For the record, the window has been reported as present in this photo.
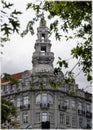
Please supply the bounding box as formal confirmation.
[10,99,15,105]
[41,33,45,41]
[10,85,13,91]
[17,115,20,121]
[17,98,21,107]
[78,102,82,110]
[48,95,53,104]
[5,84,9,92]
[36,113,40,123]
[36,93,53,105]
[64,99,69,107]
[87,119,91,128]
[86,104,90,112]
[72,116,76,127]
[42,113,48,122]
[23,96,28,105]
[42,94,47,104]
[66,115,70,125]
[25,81,29,86]
[41,46,46,55]
[60,113,64,124]
[59,96,63,104]
[79,117,83,128]
[12,84,16,90]
[23,112,28,123]
[3,85,5,91]
[71,100,75,109]
[36,94,41,104]
[49,113,54,122]
[36,112,53,123]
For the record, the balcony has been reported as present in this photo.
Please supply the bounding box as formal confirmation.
[78,110,85,116]
[58,105,67,111]
[86,111,92,118]
[40,103,50,109]
[20,104,30,110]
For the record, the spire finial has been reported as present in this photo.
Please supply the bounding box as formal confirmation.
[40,13,46,27]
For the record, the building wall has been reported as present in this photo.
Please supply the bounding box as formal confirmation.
[1,72,92,129]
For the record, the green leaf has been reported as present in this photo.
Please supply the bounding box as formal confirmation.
[9,18,20,33]
[30,84,35,90]
[49,79,60,88]
[1,98,17,124]
[87,74,92,81]
[1,23,12,36]
[69,90,75,96]
[58,57,62,60]
[39,83,45,89]
[26,3,32,10]
[12,9,22,15]
[2,1,14,9]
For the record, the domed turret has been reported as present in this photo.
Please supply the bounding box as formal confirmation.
[32,15,54,74]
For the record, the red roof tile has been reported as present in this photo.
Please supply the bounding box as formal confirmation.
[1,72,23,83]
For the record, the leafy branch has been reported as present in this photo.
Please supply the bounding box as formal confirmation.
[49,79,60,88]
[24,1,92,82]
[1,0,22,42]
[2,73,18,86]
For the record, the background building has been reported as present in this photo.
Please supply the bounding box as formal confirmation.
[1,17,92,129]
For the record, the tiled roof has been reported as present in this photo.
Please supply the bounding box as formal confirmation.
[1,72,23,83]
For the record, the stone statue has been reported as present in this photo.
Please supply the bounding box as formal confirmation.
[40,13,46,27]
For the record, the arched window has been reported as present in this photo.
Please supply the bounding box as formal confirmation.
[42,94,47,104]
[48,94,53,104]
[36,93,53,104]
[36,94,41,104]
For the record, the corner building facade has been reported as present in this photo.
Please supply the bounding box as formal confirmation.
[1,17,92,129]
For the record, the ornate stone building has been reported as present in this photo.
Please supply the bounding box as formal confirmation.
[1,17,92,129]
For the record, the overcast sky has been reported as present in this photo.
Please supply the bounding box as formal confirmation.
[1,0,92,93]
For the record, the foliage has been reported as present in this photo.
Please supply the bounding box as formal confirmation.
[54,67,61,75]
[21,20,34,37]
[57,57,68,68]
[30,84,35,90]
[2,73,18,86]
[62,71,75,84]
[25,1,92,82]
[49,79,60,88]
[39,82,45,90]
[1,0,22,42]
[69,90,75,96]
[1,98,17,125]
[1,1,92,82]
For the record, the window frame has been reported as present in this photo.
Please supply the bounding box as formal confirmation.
[23,96,29,105]
[23,112,28,123]
[79,117,83,128]
[72,116,76,127]
[66,115,70,125]
[41,112,48,122]
[60,113,65,124]
[71,100,76,109]
[78,102,82,110]
[36,93,53,105]
[17,115,20,122]
[36,113,40,123]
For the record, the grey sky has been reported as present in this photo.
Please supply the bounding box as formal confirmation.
[1,0,92,93]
